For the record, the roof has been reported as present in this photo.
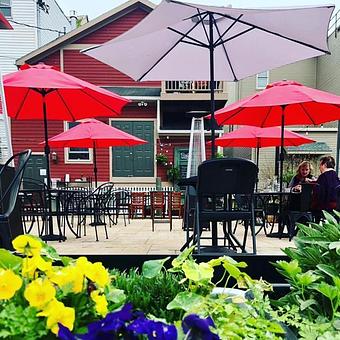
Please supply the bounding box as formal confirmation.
[16,0,155,66]
[106,87,160,97]
[286,141,332,154]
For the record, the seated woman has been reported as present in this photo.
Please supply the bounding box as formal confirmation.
[289,161,315,192]
[312,155,340,221]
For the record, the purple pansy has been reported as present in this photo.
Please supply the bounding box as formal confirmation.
[182,314,220,340]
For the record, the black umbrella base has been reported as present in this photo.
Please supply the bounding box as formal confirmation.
[41,234,67,242]
[266,232,289,239]
[194,246,238,255]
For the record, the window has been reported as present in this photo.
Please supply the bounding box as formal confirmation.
[256,71,269,89]
[0,0,11,17]
[65,122,92,163]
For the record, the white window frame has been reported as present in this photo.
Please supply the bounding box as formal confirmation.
[256,71,269,90]
[64,122,93,164]
[0,0,11,17]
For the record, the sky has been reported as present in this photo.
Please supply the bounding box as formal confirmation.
[57,0,340,19]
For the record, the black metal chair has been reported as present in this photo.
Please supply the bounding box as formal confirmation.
[0,149,31,250]
[195,158,258,255]
[285,183,314,240]
[76,182,114,241]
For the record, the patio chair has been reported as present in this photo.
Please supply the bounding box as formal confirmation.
[284,183,313,240]
[0,149,31,250]
[195,158,258,255]
[168,191,182,231]
[129,192,146,219]
[150,191,166,231]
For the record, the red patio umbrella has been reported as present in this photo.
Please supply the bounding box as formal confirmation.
[0,12,12,29]
[215,125,315,167]
[46,119,147,187]
[2,63,130,241]
[212,80,340,192]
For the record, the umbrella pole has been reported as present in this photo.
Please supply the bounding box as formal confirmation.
[209,13,216,159]
[278,105,286,237]
[41,92,66,242]
[256,147,260,191]
[93,141,98,187]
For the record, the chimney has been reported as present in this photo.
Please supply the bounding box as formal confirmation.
[69,10,77,29]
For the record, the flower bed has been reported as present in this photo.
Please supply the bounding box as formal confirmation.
[1,211,340,339]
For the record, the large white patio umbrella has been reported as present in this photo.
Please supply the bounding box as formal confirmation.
[83,0,334,157]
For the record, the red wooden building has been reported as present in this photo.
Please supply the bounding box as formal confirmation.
[14,0,227,187]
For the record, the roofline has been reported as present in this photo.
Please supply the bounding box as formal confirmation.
[16,0,156,66]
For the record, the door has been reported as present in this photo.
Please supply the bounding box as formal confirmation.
[175,148,189,179]
[111,121,154,177]
[23,154,47,188]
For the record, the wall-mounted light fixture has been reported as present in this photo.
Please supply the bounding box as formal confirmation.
[137,101,148,107]
[51,151,58,164]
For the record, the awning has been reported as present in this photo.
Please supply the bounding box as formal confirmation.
[105,87,160,97]
[286,141,332,154]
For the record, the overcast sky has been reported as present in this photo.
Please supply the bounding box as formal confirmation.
[57,0,340,19]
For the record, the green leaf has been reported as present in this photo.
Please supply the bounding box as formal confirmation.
[323,210,338,224]
[222,261,241,279]
[317,264,339,279]
[0,249,22,269]
[275,260,301,278]
[41,242,61,262]
[314,282,338,301]
[329,241,340,256]
[167,292,204,311]
[60,256,74,267]
[182,260,213,282]
[171,246,194,268]
[300,299,317,311]
[105,287,126,305]
[142,257,170,279]
[296,271,320,286]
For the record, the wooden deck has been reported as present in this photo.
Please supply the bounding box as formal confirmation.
[29,217,292,256]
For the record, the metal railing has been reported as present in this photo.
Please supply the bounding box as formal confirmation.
[329,9,340,38]
[165,80,223,93]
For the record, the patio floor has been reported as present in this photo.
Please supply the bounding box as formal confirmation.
[29,217,292,256]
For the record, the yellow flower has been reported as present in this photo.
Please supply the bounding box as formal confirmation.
[85,262,110,287]
[75,256,91,274]
[49,266,84,293]
[91,290,108,317]
[38,300,75,335]
[0,269,22,300]
[22,255,53,278]
[24,278,55,308]
[12,235,42,257]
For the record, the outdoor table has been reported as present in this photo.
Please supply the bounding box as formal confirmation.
[254,191,295,238]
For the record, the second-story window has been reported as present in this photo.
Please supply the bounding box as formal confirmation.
[0,0,11,17]
[65,122,92,162]
[256,71,269,89]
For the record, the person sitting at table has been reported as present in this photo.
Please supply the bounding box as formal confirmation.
[289,161,316,192]
[312,155,340,221]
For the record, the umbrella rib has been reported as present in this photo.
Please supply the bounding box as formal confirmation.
[218,12,330,54]
[218,106,245,125]
[298,103,317,125]
[80,89,121,115]
[197,9,209,43]
[54,89,77,121]
[261,106,274,128]
[138,12,209,81]
[167,26,208,48]
[14,88,31,119]
[213,17,238,81]
[214,14,243,47]
[214,27,255,48]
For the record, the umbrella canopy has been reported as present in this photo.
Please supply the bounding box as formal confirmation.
[83,0,333,156]
[0,12,12,29]
[214,81,340,127]
[215,126,315,148]
[213,80,340,193]
[46,119,147,186]
[2,63,130,241]
[3,63,129,120]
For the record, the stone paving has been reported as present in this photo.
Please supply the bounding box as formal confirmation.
[29,217,292,256]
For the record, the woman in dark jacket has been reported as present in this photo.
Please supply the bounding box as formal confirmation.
[312,155,340,220]
[289,161,315,192]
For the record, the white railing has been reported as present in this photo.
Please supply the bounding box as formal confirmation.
[329,9,340,37]
[114,186,175,193]
[165,80,223,93]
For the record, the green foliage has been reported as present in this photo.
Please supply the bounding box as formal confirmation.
[273,211,340,337]
[0,302,48,339]
[282,170,295,185]
[167,166,181,183]
[156,153,168,166]
[111,268,185,322]
[215,152,224,159]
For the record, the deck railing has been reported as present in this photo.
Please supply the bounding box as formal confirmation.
[164,80,223,93]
